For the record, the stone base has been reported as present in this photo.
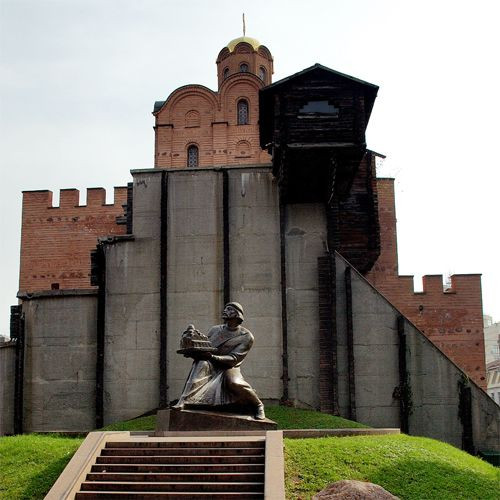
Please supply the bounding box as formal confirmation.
[155,408,277,434]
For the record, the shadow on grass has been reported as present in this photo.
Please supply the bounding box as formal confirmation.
[368,457,499,500]
[19,453,75,500]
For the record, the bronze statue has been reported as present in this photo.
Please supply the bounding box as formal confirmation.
[173,302,265,420]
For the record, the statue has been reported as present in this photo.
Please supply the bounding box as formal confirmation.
[173,302,265,420]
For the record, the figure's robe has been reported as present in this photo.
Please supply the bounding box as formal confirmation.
[176,324,257,407]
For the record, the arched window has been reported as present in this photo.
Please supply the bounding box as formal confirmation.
[239,63,248,73]
[237,99,249,125]
[223,67,229,79]
[259,66,267,83]
[187,145,199,168]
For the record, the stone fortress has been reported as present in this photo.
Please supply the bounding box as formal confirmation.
[1,35,498,453]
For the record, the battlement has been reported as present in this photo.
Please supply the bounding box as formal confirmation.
[381,273,482,297]
[412,274,481,294]
[19,186,128,293]
[22,186,127,210]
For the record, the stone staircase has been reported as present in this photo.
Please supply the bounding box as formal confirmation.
[46,432,284,499]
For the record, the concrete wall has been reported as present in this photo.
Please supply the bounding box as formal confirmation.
[166,168,282,402]
[336,254,500,451]
[166,170,224,399]
[286,204,326,408]
[22,294,97,432]
[103,171,162,424]
[338,256,400,428]
[99,165,500,450]
[228,169,282,400]
[0,342,15,435]
[13,164,499,451]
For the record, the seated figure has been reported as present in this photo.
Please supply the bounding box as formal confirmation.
[173,302,265,420]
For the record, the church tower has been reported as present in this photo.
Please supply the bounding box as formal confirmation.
[153,36,273,169]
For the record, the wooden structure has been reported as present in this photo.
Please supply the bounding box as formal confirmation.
[259,63,380,273]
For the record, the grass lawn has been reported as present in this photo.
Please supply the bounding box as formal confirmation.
[1,408,497,499]
[285,433,500,500]
[100,414,156,431]
[266,405,368,429]
[100,405,368,431]
[0,434,83,500]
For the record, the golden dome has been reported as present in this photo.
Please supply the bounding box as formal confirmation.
[226,36,261,52]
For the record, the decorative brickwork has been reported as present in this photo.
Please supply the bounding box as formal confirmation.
[366,179,486,389]
[19,187,127,293]
[153,39,272,169]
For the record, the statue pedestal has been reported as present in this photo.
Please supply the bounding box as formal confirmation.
[155,408,277,435]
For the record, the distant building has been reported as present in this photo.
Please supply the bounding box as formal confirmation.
[484,317,500,403]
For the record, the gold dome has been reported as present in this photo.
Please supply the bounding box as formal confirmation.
[226,36,261,52]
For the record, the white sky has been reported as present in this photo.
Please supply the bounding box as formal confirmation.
[1,0,499,335]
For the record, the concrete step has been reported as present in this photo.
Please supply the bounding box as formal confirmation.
[101,447,264,456]
[48,432,283,499]
[106,441,264,448]
[76,492,263,499]
[91,464,265,473]
[86,472,265,483]
[96,455,265,465]
[80,481,265,492]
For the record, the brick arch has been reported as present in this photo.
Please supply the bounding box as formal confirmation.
[160,85,219,121]
[219,72,263,97]
[234,42,254,54]
[235,139,252,157]
[258,45,273,60]
[216,47,231,63]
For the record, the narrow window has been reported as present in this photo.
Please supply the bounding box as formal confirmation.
[240,63,248,73]
[259,66,266,82]
[223,67,229,79]
[187,145,198,167]
[237,99,249,125]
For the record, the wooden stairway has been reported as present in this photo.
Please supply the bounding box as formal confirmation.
[65,436,268,499]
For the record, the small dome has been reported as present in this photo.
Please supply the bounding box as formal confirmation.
[226,36,261,52]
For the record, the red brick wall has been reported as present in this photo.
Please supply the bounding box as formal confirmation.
[19,187,127,292]
[366,179,486,389]
[154,41,272,169]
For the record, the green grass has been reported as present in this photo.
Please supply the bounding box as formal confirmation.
[99,405,368,431]
[100,414,156,431]
[1,409,497,499]
[0,434,83,500]
[266,405,368,429]
[285,434,500,500]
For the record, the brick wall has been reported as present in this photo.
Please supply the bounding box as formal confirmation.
[366,179,486,389]
[19,187,127,292]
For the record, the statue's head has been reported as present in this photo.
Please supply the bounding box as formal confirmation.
[222,302,244,324]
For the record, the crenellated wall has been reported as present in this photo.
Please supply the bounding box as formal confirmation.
[366,179,486,389]
[19,187,127,293]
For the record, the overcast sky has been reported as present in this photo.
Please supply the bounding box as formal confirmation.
[1,0,499,335]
